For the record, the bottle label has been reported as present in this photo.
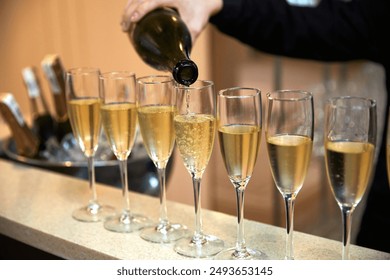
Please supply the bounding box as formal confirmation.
[41,54,63,95]
[42,64,61,94]
[1,93,26,126]
[22,67,40,98]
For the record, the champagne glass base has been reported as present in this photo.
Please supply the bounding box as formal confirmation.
[140,222,188,243]
[174,235,224,258]
[104,212,152,233]
[72,203,116,222]
[214,247,268,260]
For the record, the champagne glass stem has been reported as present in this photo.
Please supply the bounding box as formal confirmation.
[235,186,247,254]
[191,176,203,242]
[284,194,295,260]
[119,159,130,214]
[341,207,353,260]
[87,156,98,206]
[157,167,169,225]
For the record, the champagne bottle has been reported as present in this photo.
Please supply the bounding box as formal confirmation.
[41,54,72,142]
[128,7,198,86]
[21,66,56,150]
[0,93,40,158]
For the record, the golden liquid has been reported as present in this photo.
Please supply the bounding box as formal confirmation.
[174,114,215,177]
[101,102,137,161]
[325,141,374,207]
[137,105,176,164]
[185,90,191,115]
[267,134,312,195]
[67,97,101,157]
[218,124,261,185]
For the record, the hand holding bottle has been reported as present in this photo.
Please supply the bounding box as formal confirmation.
[122,0,223,43]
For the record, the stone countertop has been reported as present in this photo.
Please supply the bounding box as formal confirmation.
[0,159,389,260]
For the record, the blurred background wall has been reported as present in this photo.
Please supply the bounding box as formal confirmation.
[0,0,386,243]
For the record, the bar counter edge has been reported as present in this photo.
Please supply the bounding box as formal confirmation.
[0,159,389,260]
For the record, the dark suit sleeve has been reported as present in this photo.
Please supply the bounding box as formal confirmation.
[210,0,388,64]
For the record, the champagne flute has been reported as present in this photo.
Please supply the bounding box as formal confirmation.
[173,80,224,258]
[215,87,265,260]
[265,90,314,260]
[324,96,376,260]
[100,71,151,232]
[65,67,115,222]
[137,75,187,243]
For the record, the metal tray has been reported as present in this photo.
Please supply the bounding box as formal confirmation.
[0,137,170,197]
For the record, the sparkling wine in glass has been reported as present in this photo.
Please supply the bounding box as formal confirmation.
[65,67,115,222]
[324,96,376,260]
[266,90,314,260]
[100,71,151,232]
[215,87,266,260]
[137,75,187,243]
[173,80,224,258]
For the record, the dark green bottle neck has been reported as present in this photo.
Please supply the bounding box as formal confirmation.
[172,59,198,86]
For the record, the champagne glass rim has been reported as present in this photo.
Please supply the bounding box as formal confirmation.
[219,86,260,98]
[136,75,173,84]
[67,67,101,75]
[266,89,312,101]
[100,71,136,79]
[327,95,376,108]
[175,80,214,90]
